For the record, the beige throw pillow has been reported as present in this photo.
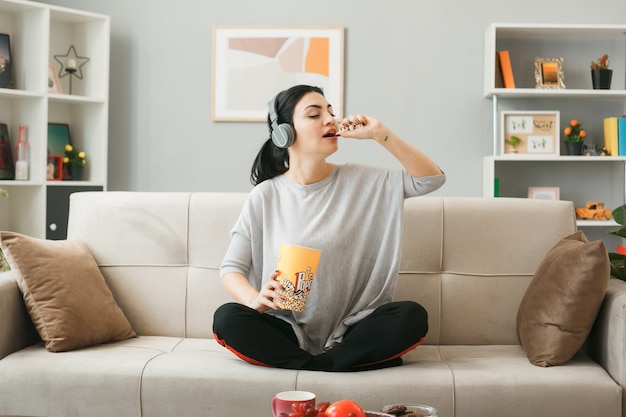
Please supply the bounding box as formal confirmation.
[0,231,136,352]
[516,231,609,367]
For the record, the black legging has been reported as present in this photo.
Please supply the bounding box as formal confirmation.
[212,301,428,372]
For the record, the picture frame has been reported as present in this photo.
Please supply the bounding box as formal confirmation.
[500,111,560,156]
[48,64,62,94]
[0,123,13,179]
[0,34,11,89]
[212,25,345,122]
[528,187,560,200]
[534,57,565,89]
[47,123,71,156]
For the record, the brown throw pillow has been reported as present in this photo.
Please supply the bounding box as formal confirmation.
[0,231,136,352]
[517,230,609,366]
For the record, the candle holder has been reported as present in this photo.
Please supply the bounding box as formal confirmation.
[53,45,89,95]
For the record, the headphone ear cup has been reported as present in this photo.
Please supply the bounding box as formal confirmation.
[271,123,295,148]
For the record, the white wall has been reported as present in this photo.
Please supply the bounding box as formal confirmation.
[36,0,626,195]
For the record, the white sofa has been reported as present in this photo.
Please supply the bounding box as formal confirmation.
[1,192,625,417]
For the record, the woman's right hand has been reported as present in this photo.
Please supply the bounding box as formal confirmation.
[221,271,285,313]
[249,271,284,313]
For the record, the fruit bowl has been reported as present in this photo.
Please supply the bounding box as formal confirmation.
[381,404,438,417]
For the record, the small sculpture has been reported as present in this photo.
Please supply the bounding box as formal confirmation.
[575,201,612,220]
[53,45,89,95]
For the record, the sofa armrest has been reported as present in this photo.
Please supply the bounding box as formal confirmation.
[0,271,38,359]
[587,278,626,387]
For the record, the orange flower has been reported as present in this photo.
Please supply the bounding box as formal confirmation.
[564,119,585,142]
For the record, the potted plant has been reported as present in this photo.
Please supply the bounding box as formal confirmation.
[505,135,522,154]
[608,204,626,281]
[563,119,586,155]
[63,144,86,180]
[590,54,612,89]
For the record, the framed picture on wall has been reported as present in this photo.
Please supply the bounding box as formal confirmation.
[211,25,345,122]
[500,111,560,157]
[0,34,12,89]
[528,187,560,200]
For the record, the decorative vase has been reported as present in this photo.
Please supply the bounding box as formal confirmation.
[591,69,612,89]
[565,141,584,156]
[66,165,84,180]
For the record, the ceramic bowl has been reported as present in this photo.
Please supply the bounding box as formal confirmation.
[381,404,438,417]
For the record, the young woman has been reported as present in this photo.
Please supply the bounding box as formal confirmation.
[213,85,445,371]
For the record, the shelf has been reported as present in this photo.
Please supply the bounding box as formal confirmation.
[485,88,626,99]
[0,1,109,240]
[48,94,106,104]
[45,180,104,187]
[0,0,41,14]
[0,88,43,99]
[484,23,626,249]
[488,23,626,37]
[484,157,626,208]
[487,155,626,162]
[0,180,41,187]
[577,219,619,227]
[485,23,626,94]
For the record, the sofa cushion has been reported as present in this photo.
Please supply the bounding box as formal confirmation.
[0,231,136,352]
[516,231,609,367]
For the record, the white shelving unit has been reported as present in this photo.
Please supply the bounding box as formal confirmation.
[483,23,626,248]
[0,0,109,239]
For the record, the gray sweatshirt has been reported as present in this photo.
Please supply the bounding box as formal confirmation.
[220,163,445,354]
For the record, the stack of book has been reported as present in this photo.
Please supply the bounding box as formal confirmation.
[603,116,626,156]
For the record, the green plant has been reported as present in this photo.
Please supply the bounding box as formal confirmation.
[63,144,86,167]
[608,204,626,281]
[563,119,586,143]
[590,54,610,70]
[506,135,521,149]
